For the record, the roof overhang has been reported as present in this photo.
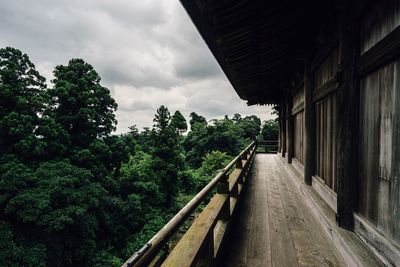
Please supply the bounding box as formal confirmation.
[180,0,322,105]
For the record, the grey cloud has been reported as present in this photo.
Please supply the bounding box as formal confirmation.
[0,0,275,134]
[173,48,223,79]
[119,100,154,112]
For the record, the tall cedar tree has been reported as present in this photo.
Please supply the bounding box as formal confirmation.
[171,110,187,134]
[189,112,206,128]
[0,47,48,161]
[152,106,183,208]
[48,59,118,150]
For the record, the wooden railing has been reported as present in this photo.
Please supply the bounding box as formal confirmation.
[257,139,278,153]
[122,141,257,267]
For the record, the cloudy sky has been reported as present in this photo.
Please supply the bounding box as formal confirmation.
[0,0,274,133]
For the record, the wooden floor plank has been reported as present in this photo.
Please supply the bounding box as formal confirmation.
[246,156,271,266]
[271,157,327,266]
[223,154,345,267]
[274,157,346,267]
[224,157,258,266]
[266,156,299,267]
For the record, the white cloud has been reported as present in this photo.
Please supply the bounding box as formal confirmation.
[0,0,276,134]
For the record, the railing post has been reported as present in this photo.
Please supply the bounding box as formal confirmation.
[236,157,243,169]
[197,231,214,267]
[217,173,230,221]
[217,173,229,194]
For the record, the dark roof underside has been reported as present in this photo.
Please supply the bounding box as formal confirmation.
[180,0,322,105]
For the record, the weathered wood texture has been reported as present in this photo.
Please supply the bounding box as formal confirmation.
[313,45,340,193]
[292,87,305,165]
[304,58,315,186]
[282,157,385,267]
[224,154,345,266]
[336,0,360,230]
[359,60,400,244]
[360,0,400,54]
[287,98,294,164]
[281,101,287,158]
[354,213,400,266]
[315,93,337,192]
[292,86,305,114]
[293,110,305,165]
[314,48,340,90]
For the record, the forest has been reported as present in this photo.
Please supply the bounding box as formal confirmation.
[0,47,278,267]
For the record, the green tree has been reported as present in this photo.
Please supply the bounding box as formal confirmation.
[171,111,187,134]
[49,58,117,149]
[195,151,231,190]
[0,47,48,162]
[261,119,279,140]
[183,115,253,168]
[237,115,261,140]
[189,112,206,128]
[0,221,46,267]
[152,106,183,208]
[4,161,105,266]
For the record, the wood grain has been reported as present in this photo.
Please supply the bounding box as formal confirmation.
[224,154,345,266]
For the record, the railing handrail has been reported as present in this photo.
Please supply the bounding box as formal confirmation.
[122,141,256,267]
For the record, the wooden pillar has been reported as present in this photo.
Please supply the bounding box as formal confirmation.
[287,98,294,164]
[278,107,282,153]
[281,100,287,157]
[304,58,315,186]
[336,1,359,230]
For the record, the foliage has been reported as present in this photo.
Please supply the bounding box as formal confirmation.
[152,106,184,208]
[48,58,117,149]
[261,119,279,140]
[183,115,259,168]
[171,110,187,134]
[0,47,48,162]
[195,151,231,191]
[0,47,262,267]
[189,112,206,128]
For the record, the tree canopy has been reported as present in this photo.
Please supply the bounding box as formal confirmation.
[0,47,265,267]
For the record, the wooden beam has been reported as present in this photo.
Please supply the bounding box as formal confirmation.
[358,25,400,77]
[304,57,315,186]
[336,1,360,230]
[292,102,304,116]
[312,75,340,103]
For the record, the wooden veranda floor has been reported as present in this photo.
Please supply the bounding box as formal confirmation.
[223,154,345,266]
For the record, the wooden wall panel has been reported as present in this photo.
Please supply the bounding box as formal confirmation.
[359,60,400,243]
[313,47,339,194]
[292,87,305,165]
[315,93,337,192]
[361,0,400,54]
[293,86,305,112]
[314,48,340,90]
[293,110,304,165]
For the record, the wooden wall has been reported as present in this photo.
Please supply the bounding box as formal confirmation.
[314,48,340,89]
[315,93,337,192]
[313,47,340,193]
[292,87,305,164]
[359,56,400,244]
[294,111,304,164]
[358,0,400,245]
[361,0,400,54]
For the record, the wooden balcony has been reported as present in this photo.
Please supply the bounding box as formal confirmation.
[224,154,344,266]
[123,143,383,267]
